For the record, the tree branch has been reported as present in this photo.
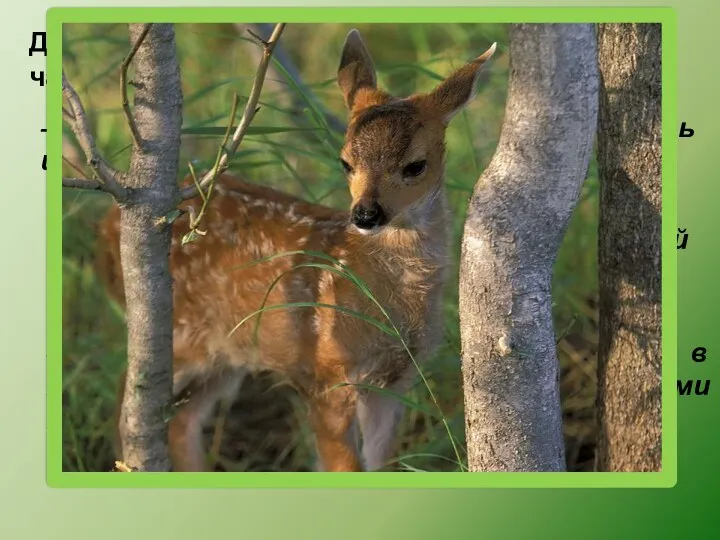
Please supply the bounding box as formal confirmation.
[182,93,240,246]
[62,107,75,123]
[62,177,103,191]
[121,23,153,149]
[62,70,127,200]
[180,23,286,201]
[239,23,347,135]
[62,154,87,178]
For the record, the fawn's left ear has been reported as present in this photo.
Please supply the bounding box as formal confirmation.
[425,42,497,125]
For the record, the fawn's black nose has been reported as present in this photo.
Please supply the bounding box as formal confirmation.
[351,201,387,230]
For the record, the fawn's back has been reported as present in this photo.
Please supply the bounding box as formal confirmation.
[99,29,496,472]
[99,174,448,393]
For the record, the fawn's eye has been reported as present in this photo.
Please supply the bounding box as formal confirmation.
[402,160,427,178]
[340,159,353,174]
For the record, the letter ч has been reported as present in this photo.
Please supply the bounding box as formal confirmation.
[31,71,45,86]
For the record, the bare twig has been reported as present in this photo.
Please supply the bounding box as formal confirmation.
[62,177,103,191]
[62,70,127,200]
[121,23,153,149]
[246,28,269,48]
[182,93,240,245]
[239,23,347,135]
[180,23,287,201]
[62,155,88,178]
[62,107,75,123]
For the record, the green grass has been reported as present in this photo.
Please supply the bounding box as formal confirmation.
[61,22,599,473]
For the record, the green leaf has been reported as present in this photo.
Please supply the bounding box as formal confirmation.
[181,125,323,136]
[398,462,429,472]
[81,54,125,93]
[233,160,282,170]
[227,302,397,340]
[271,57,333,135]
[164,209,184,224]
[181,229,199,246]
[66,34,129,47]
[241,138,341,168]
[183,113,231,130]
[390,452,467,470]
[183,77,243,106]
[330,382,438,417]
[245,260,389,345]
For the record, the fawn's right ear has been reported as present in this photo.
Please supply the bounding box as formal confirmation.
[337,29,378,110]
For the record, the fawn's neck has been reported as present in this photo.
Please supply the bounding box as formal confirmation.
[352,182,450,343]
[359,181,450,268]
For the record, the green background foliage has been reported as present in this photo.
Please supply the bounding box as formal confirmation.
[61,22,599,473]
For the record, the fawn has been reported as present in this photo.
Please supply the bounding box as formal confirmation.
[98,29,496,472]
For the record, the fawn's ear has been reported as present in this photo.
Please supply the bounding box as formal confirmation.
[337,29,378,110]
[425,42,497,125]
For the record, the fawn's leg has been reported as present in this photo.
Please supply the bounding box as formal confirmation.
[356,393,404,471]
[357,373,415,471]
[167,369,246,472]
[309,385,362,472]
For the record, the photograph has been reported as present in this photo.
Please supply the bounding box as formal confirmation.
[58,16,664,478]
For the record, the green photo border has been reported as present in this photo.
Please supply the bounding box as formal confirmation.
[47,6,677,489]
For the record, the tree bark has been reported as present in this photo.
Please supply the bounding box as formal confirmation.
[118,24,183,471]
[459,24,599,472]
[595,24,662,472]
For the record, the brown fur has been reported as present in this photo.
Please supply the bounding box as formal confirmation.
[97,30,496,472]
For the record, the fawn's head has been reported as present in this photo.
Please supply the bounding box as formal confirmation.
[337,29,496,234]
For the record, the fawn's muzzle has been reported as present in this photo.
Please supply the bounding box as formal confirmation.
[351,201,388,230]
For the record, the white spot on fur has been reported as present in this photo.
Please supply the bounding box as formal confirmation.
[313,312,322,334]
[319,270,333,292]
[299,217,316,227]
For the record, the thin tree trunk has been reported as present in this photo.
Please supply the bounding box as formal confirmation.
[118,24,184,471]
[595,23,662,472]
[459,24,599,472]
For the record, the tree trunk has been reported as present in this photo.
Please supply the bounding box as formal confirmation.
[595,23,662,472]
[459,24,599,472]
[118,24,184,471]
